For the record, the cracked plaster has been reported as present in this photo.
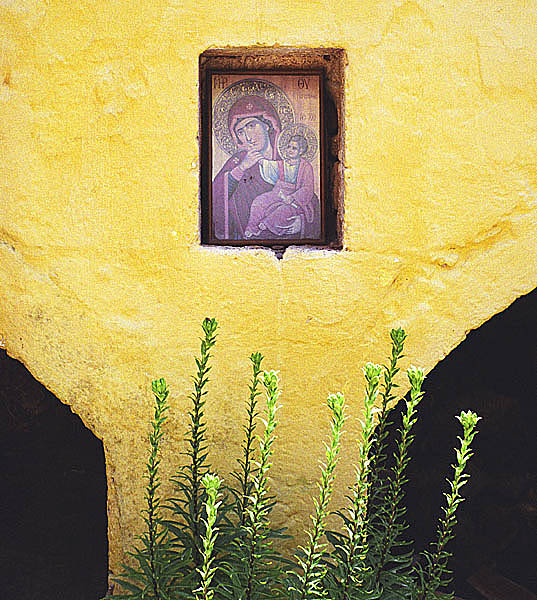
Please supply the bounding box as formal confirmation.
[1,0,537,570]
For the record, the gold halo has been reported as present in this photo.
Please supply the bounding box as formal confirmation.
[213,78,295,156]
[277,123,318,163]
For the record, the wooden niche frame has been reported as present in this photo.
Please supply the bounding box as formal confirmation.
[200,48,345,254]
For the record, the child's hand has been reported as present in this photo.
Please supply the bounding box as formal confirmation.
[279,190,292,204]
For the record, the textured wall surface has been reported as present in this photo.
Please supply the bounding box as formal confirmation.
[1,0,537,571]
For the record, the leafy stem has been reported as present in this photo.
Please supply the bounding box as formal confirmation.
[242,370,280,600]
[338,363,382,600]
[236,352,264,527]
[146,378,170,600]
[292,393,346,600]
[196,474,222,600]
[373,366,425,588]
[415,411,481,600]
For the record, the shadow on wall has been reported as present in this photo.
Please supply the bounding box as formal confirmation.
[387,289,537,600]
[0,350,108,600]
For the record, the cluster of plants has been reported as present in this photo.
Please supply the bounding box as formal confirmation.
[105,318,480,600]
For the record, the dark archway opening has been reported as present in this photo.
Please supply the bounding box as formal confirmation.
[0,350,108,599]
[391,290,537,599]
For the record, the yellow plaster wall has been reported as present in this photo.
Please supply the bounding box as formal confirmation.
[2,0,537,571]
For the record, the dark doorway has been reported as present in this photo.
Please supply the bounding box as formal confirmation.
[0,350,108,599]
[395,290,537,599]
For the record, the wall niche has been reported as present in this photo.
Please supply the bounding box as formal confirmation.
[199,47,346,255]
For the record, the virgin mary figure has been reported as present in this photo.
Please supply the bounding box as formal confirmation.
[212,95,282,240]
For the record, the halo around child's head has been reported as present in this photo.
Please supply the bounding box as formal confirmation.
[278,124,318,163]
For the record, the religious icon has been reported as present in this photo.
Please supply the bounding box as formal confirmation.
[203,72,325,245]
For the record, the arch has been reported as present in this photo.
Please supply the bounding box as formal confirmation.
[397,288,537,598]
[0,349,109,599]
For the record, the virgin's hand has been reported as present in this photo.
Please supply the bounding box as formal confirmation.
[239,150,263,170]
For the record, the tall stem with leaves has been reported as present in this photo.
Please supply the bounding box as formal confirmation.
[369,328,406,491]
[370,366,425,593]
[329,363,381,600]
[168,318,218,568]
[241,370,281,600]
[147,379,170,599]
[110,378,181,600]
[221,368,287,600]
[413,411,481,600]
[196,474,222,600]
[231,352,264,526]
[364,329,406,596]
[289,393,346,600]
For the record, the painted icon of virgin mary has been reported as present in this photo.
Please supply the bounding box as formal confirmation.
[212,79,321,242]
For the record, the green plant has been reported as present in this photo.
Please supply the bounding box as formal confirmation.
[196,474,223,600]
[106,320,480,600]
[369,328,407,504]
[324,363,382,600]
[288,392,346,600]
[230,352,264,528]
[109,379,188,600]
[412,411,481,600]
[220,369,286,600]
[166,317,219,574]
[369,365,425,596]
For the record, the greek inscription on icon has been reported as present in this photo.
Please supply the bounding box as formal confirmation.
[209,72,323,244]
[214,76,229,90]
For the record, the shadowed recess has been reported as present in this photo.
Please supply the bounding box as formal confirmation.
[386,288,537,600]
[0,350,108,600]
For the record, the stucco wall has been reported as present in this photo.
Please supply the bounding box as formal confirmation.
[1,0,537,571]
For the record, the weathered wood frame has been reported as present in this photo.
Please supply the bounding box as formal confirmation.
[200,48,345,252]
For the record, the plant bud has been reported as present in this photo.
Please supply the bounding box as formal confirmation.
[407,365,425,389]
[152,377,168,398]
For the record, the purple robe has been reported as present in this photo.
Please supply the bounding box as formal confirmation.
[245,160,316,237]
[212,151,273,240]
[212,154,320,241]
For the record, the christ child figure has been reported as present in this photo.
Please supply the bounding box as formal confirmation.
[244,135,316,238]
